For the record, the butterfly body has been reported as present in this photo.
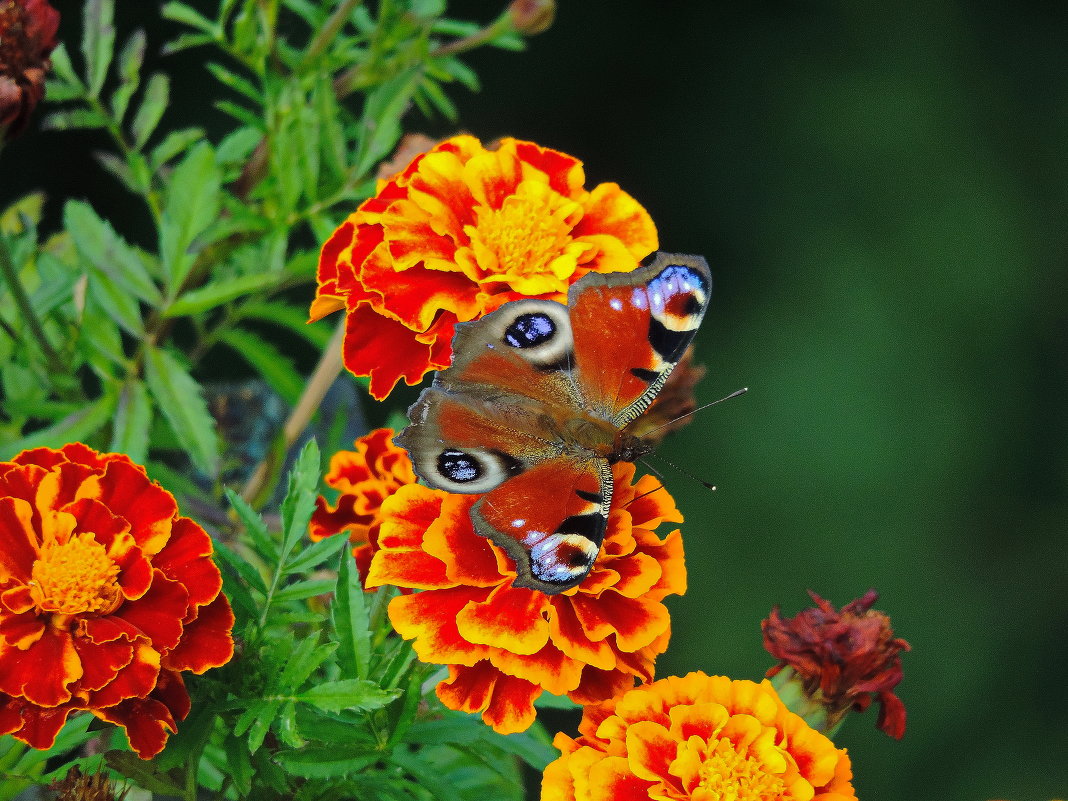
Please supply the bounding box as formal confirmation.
[395,252,711,595]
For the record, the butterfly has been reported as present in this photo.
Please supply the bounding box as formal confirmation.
[394,252,711,595]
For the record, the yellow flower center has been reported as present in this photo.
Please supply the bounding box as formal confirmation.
[696,738,786,801]
[30,533,122,617]
[466,182,583,287]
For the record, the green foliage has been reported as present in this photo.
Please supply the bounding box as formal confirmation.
[0,1,551,798]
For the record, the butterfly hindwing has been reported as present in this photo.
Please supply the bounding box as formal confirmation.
[569,252,711,424]
[472,456,612,595]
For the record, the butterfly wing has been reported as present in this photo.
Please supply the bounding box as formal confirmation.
[394,297,580,495]
[472,456,612,595]
[568,252,711,426]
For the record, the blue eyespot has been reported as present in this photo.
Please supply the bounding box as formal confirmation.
[504,313,555,348]
[437,450,481,482]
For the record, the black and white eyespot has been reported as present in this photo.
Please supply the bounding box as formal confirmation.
[528,533,600,585]
[491,300,573,369]
[425,447,522,494]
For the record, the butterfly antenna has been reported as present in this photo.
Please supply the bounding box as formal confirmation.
[642,455,718,493]
[626,460,669,507]
[640,386,749,440]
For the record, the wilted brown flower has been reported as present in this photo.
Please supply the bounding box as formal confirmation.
[52,766,128,801]
[0,0,60,142]
[762,589,910,739]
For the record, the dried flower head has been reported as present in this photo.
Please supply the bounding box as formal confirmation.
[0,0,60,142]
[762,589,910,739]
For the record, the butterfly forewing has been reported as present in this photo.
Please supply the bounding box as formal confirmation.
[568,253,711,425]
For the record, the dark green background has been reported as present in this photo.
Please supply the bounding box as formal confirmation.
[4,2,1066,799]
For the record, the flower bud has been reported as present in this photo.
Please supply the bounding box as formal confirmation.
[507,0,555,36]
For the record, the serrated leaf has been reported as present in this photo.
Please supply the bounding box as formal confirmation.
[48,42,81,86]
[131,72,170,149]
[213,542,261,620]
[41,108,110,131]
[161,1,218,33]
[240,300,333,348]
[390,750,465,801]
[164,272,282,317]
[246,700,284,753]
[297,679,399,713]
[279,440,320,562]
[273,748,378,779]
[109,380,152,463]
[158,142,221,289]
[81,0,115,98]
[217,327,303,407]
[105,751,185,796]
[283,533,350,576]
[143,345,219,475]
[1,390,118,459]
[276,700,304,748]
[150,126,207,170]
[332,550,371,681]
[206,61,262,102]
[277,638,336,690]
[224,487,277,560]
[65,201,161,303]
[110,29,146,121]
[272,577,336,603]
[223,732,254,796]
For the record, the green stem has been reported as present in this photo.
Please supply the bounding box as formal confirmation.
[431,12,514,58]
[0,237,66,375]
[301,0,362,69]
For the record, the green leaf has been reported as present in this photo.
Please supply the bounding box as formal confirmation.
[390,750,465,801]
[332,550,371,681]
[279,440,321,563]
[109,380,152,463]
[161,1,219,33]
[159,142,222,290]
[353,68,422,178]
[131,72,170,149]
[41,108,110,131]
[164,272,282,317]
[223,732,254,796]
[240,300,333,349]
[48,43,81,86]
[272,577,336,603]
[110,29,146,121]
[213,542,261,621]
[143,345,219,475]
[273,748,378,779]
[105,751,185,796]
[65,200,161,303]
[1,390,118,459]
[206,61,262,102]
[150,126,208,170]
[276,700,304,748]
[277,638,337,690]
[298,679,399,714]
[283,533,350,576]
[217,327,304,407]
[224,487,277,560]
[81,0,116,98]
[161,31,215,56]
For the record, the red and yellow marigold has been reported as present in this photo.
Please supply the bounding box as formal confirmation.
[542,672,856,801]
[311,134,658,399]
[0,443,234,758]
[364,461,686,734]
[310,427,416,581]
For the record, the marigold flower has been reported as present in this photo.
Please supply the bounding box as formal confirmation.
[0,0,59,142]
[311,134,658,399]
[365,461,686,734]
[762,589,909,739]
[0,443,234,758]
[541,672,856,801]
[310,428,416,581]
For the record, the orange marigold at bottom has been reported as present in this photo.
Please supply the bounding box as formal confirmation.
[542,672,856,801]
[365,461,686,734]
[0,443,234,758]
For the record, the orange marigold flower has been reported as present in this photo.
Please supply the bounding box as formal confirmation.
[365,461,686,734]
[0,443,234,758]
[762,589,910,739]
[310,428,416,581]
[311,134,659,400]
[542,672,857,801]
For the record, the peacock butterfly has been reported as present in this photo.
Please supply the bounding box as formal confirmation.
[394,252,711,595]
